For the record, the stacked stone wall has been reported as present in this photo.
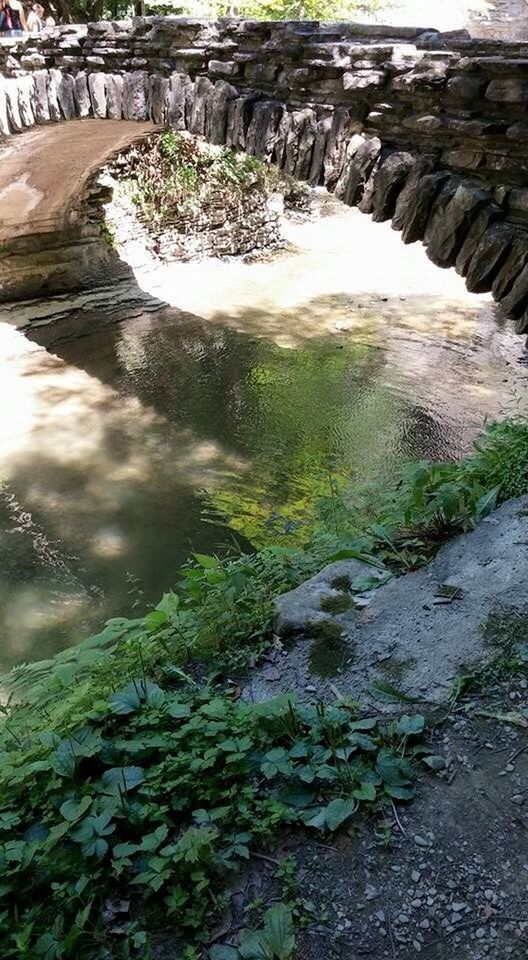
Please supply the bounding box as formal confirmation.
[1,17,528,328]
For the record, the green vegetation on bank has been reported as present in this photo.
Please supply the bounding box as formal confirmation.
[117,132,300,231]
[1,417,527,957]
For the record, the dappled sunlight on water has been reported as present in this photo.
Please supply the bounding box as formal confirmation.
[0,198,526,669]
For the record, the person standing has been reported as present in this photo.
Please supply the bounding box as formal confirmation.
[0,0,27,35]
[27,2,44,31]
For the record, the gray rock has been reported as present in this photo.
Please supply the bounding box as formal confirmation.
[392,165,446,244]
[465,223,514,293]
[106,74,123,120]
[323,108,355,189]
[189,74,214,136]
[343,69,385,92]
[17,75,35,127]
[148,74,169,125]
[208,79,237,145]
[226,94,254,150]
[88,72,107,119]
[247,497,528,706]
[274,559,381,637]
[499,263,528,330]
[425,181,489,268]
[46,69,62,122]
[57,73,76,121]
[308,113,332,186]
[168,72,193,130]
[455,204,502,277]
[371,150,415,222]
[33,69,51,123]
[4,78,23,132]
[74,72,91,118]
[492,237,528,301]
[245,100,283,160]
[341,136,382,207]
[0,76,9,136]
[334,133,364,203]
[486,78,528,102]
[123,71,148,121]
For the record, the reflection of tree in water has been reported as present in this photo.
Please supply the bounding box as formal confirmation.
[33,307,468,553]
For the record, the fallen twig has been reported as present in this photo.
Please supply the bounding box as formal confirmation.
[390,798,406,837]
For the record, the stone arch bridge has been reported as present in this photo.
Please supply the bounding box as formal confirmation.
[1,16,528,332]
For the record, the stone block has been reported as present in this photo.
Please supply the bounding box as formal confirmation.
[57,73,76,121]
[168,72,193,130]
[340,136,381,208]
[499,262,528,326]
[88,72,107,119]
[245,100,283,160]
[370,150,415,223]
[74,72,91,118]
[226,94,255,151]
[0,76,10,136]
[123,70,148,121]
[308,113,332,186]
[492,237,528,301]
[105,75,123,120]
[486,78,528,102]
[455,204,502,277]
[425,180,489,268]
[4,78,23,132]
[465,223,514,293]
[47,69,63,122]
[343,69,385,92]
[148,74,169,124]
[208,59,239,78]
[17,75,35,127]
[32,70,51,123]
[208,79,237,145]
[446,75,485,100]
[189,74,214,136]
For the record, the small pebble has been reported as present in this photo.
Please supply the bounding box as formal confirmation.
[413,834,430,848]
[511,794,524,805]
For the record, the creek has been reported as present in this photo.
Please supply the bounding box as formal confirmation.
[0,194,526,670]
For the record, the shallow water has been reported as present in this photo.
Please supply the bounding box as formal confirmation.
[0,198,526,670]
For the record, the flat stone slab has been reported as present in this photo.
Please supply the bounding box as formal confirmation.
[244,496,528,706]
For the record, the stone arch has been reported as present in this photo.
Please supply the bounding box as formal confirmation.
[1,17,528,332]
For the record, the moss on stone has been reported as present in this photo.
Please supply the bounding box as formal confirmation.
[320,592,352,615]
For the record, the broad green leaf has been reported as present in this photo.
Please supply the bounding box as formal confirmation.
[99,766,145,795]
[210,947,239,960]
[396,714,425,736]
[376,748,414,787]
[385,783,416,800]
[423,755,446,771]
[166,700,191,719]
[193,553,220,569]
[352,782,377,802]
[325,797,357,831]
[239,903,295,960]
[60,797,92,822]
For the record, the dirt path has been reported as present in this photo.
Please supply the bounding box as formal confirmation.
[0,119,156,241]
[294,696,528,959]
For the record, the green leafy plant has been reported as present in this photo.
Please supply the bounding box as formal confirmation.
[0,672,433,956]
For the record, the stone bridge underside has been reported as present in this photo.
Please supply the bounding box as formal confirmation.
[1,17,528,330]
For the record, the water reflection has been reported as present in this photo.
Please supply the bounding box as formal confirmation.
[0,206,526,669]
